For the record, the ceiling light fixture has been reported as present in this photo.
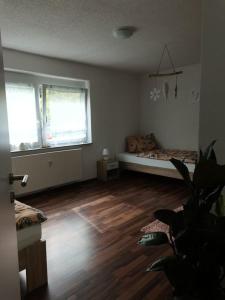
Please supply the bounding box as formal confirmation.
[112,26,137,39]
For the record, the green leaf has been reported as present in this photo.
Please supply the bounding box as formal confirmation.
[201,211,217,225]
[171,210,185,236]
[216,195,225,217]
[154,209,185,237]
[174,229,196,255]
[138,232,169,246]
[199,149,203,161]
[154,209,176,226]
[209,148,217,163]
[148,256,196,294]
[193,228,225,243]
[170,158,193,190]
[193,160,225,189]
[204,140,217,160]
[201,185,223,211]
[216,216,225,232]
[147,256,175,272]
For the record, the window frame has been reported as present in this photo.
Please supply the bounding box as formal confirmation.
[5,71,92,153]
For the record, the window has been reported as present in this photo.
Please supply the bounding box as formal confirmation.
[43,85,87,147]
[5,74,90,151]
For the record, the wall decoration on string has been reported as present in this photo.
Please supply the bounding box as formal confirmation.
[150,72,161,101]
[150,87,161,101]
[149,44,183,101]
[162,81,169,101]
[191,90,200,103]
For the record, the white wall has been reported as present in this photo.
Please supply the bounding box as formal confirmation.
[140,64,201,150]
[199,0,225,163]
[3,49,140,181]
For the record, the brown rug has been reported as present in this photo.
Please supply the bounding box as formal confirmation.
[141,206,182,235]
[73,196,144,233]
[141,219,169,235]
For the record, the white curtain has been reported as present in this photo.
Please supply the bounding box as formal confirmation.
[43,85,87,147]
[5,83,40,151]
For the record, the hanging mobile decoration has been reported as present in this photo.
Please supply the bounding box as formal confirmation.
[191,90,200,103]
[175,76,178,98]
[163,81,169,101]
[149,44,183,101]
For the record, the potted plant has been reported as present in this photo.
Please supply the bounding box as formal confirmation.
[139,141,225,300]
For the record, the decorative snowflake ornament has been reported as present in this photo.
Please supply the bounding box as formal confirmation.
[150,88,161,101]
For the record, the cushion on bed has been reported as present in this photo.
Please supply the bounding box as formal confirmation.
[126,136,139,153]
[15,200,47,230]
[126,133,159,153]
[136,136,146,152]
[144,133,160,150]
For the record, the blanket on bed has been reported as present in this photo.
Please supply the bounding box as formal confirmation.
[137,149,197,164]
[15,200,47,230]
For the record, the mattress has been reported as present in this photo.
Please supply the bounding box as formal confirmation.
[118,152,195,173]
[17,224,42,251]
[137,149,197,164]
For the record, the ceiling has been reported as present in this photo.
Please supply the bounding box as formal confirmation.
[0,0,202,73]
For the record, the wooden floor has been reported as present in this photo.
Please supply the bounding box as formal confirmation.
[20,172,189,300]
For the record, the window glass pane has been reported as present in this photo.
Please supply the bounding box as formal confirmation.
[5,83,40,151]
[44,85,87,146]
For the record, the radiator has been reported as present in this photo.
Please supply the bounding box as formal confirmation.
[11,148,82,195]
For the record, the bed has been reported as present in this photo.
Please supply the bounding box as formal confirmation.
[118,150,196,179]
[15,200,48,292]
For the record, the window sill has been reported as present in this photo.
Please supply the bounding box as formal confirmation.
[10,142,93,157]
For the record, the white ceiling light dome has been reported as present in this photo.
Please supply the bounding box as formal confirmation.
[112,26,137,39]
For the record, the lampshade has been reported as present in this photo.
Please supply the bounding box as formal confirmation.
[102,148,109,156]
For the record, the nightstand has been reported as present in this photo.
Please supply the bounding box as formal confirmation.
[97,160,120,181]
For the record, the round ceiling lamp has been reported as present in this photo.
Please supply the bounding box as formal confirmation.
[112,26,137,39]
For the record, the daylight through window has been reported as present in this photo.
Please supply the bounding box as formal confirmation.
[5,75,90,151]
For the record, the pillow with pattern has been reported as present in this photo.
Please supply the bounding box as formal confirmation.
[126,136,138,153]
[126,133,160,153]
[145,133,160,150]
[136,136,146,152]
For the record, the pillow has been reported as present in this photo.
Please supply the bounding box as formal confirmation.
[126,133,160,153]
[126,136,138,153]
[145,133,160,150]
[127,135,146,153]
[136,136,146,152]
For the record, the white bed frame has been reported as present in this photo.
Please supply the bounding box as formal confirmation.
[118,153,195,179]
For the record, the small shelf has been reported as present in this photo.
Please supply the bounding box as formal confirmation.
[97,160,120,182]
